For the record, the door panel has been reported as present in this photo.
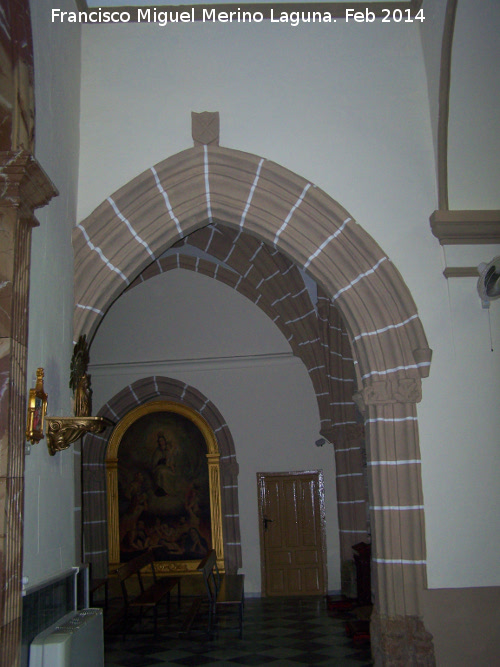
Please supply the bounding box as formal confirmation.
[295,550,319,565]
[258,471,326,596]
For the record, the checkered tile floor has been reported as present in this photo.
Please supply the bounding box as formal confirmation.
[104,596,373,666]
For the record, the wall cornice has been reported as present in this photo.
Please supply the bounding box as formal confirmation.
[430,210,500,245]
[89,351,297,377]
[0,151,58,218]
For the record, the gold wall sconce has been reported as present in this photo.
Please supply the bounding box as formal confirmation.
[26,368,48,445]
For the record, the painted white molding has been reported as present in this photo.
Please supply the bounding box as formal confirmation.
[89,351,297,377]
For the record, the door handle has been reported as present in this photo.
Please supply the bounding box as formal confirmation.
[263,517,274,531]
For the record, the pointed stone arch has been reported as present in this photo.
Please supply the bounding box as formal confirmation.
[74,144,435,665]
[74,146,431,388]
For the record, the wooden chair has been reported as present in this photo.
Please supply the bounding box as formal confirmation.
[115,550,181,638]
[198,550,244,637]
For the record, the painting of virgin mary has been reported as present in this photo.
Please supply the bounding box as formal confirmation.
[117,410,211,562]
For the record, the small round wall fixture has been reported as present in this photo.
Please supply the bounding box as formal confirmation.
[477,256,500,309]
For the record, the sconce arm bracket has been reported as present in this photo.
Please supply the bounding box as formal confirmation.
[46,416,113,456]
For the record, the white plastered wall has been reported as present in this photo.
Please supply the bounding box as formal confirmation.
[72,13,500,591]
[23,0,81,586]
[419,0,500,587]
[447,0,500,210]
[89,269,340,593]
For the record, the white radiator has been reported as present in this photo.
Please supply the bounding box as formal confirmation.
[29,608,104,667]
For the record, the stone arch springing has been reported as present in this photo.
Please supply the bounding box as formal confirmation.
[74,142,435,664]
[82,376,241,578]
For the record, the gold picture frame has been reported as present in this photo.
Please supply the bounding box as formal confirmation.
[26,368,48,444]
[106,400,224,576]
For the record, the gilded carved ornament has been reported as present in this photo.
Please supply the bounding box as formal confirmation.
[46,416,112,456]
[25,367,48,444]
[0,150,58,217]
[45,334,112,455]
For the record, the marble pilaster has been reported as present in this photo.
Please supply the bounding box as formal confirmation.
[0,151,56,667]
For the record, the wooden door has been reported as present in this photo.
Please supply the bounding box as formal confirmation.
[257,471,327,596]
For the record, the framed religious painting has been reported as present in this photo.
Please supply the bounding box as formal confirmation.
[106,400,224,575]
